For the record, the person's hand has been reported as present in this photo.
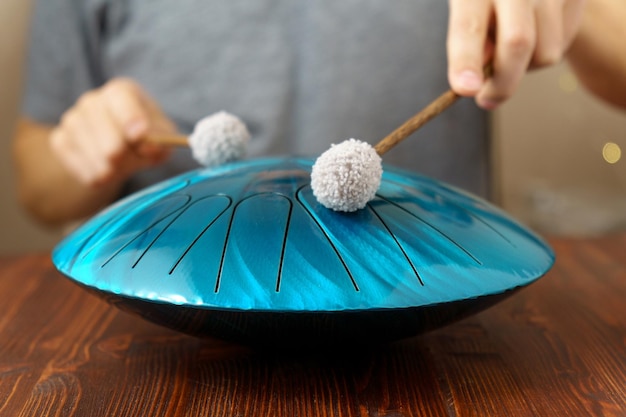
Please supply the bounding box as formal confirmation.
[49,78,176,187]
[447,0,586,109]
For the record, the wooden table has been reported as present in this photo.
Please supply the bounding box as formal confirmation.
[1,234,625,416]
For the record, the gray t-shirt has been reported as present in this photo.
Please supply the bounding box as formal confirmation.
[23,0,489,197]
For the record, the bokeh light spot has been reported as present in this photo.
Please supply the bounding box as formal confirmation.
[602,142,621,164]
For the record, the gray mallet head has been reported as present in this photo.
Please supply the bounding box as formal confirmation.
[188,111,250,167]
[311,138,383,212]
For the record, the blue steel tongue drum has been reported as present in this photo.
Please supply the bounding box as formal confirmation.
[52,157,554,347]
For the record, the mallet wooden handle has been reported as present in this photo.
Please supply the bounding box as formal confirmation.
[373,89,459,155]
[145,133,189,147]
[374,64,492,156]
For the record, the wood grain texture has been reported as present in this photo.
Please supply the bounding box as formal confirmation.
[1,234,625,417]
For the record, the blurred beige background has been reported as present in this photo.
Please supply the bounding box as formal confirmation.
[1,0,63,253]
[1,0,625,254]
[495,67,626,236]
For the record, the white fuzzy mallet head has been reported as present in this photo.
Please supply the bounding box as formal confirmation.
[189,111,250,167]
[311,138,383,212]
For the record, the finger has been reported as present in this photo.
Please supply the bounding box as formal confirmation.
[562,0,585,49]
[103,109,172,163]
[100,78,152,143]
[135,86,170,123]
[49,127,80,180]
[56,99,113,186]
[77,93,133,184]
[134,85,178,139]
[101,78,176,165]
[447,0,492,96]
[93,106,169,179]
[106,79,178,162]
[476,0,536,109]
[531,0,564,69]
[98,89,172,172]
[50,124,100,186]
[74,90,141,185]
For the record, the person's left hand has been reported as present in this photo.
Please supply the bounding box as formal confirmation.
[446,0,586,109]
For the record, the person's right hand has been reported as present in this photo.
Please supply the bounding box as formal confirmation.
[49,78,176,188]
[446,0,586,110]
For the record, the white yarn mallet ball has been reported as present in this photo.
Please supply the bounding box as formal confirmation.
[310,80,467,212]
[188,111,250,167]
[311,138,382,212]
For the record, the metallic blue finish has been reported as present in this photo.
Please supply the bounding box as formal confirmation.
[52,157,554,345]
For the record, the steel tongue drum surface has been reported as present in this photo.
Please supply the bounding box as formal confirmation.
[52,157,554,347]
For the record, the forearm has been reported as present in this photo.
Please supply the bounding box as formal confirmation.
[566,0,626,109]
[12,118,123,227]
